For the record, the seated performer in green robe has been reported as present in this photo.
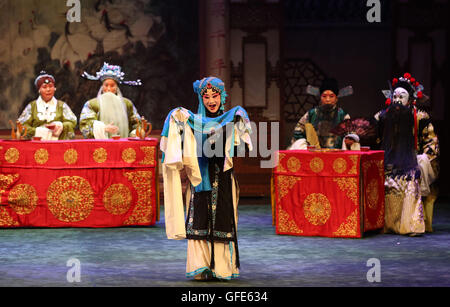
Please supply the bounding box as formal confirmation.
[17,71,77,140]
[289,78,359,150]
[79,62,142,139]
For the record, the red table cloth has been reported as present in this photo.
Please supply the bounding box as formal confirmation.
[0,138,159,228]
[273,150,384,238]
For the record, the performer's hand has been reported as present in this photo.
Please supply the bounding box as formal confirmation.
[105,122,119,135]
[344,137,355,148]
[45,123,56,131]
[52,124,63,137]
[46,122,63,137]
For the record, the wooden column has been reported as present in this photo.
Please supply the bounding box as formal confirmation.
[199,0,230,88]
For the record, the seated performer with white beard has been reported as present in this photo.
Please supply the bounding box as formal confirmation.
[79,63,142,139]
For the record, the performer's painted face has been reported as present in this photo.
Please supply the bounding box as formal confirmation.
[393,87,410,106]
[202,88,221,114]
[320,90,338,107]
[39,82,56,102]
[102,79,118,94]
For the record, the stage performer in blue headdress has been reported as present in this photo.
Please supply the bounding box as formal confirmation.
[79,62,143,139]
[161,77,252,281]
[375,73,439,235]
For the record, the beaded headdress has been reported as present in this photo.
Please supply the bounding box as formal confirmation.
[193,76,228,116]
[82,62,142,86]
[382,72,424,106]
[34,71,55,89]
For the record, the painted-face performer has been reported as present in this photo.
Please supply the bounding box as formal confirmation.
[289,78,359,150]
[17,71,77,140]
[375,73,439,235]
[161,77,252,281]
[80,62,142,139]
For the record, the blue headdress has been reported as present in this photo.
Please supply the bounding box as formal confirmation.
[82,62,142,86]
[193,76,227,116]
[162,77,251,193]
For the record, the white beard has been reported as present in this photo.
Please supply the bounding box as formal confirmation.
[98,92,129,138]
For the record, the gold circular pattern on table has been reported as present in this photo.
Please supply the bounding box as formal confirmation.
[64,149,78,165]
[47,176,94,222]
[287,157,301,172]
[8,184,38,215]
[34,148,49,164]
[303,193,331,226]
[122,148,136,163]
[103,184,132,215]
[93,148,107,163]
[333,158,347,174]
[366,179,379,210]
[309,157,324,173]
[5,148,19,163]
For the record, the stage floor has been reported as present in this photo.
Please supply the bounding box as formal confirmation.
[0,197,449,287]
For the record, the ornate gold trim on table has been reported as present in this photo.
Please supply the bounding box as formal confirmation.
[0,174,20,227]
[276,153,287,173]
[348,155,358,175]
[5,148,19,164]
[303,193,331,226]
[122,148,137,163]
[277,206,303,234]
[332,209,358,237]
[362,160,384,179]
[310,157,324,173]
[64,149,78,165]
[333,177,358,206]
[140,146,155,165]
[286,157,301,173]
[93,148,107,163]
[47,176,95,222]
[34,148,49,165]
[366,179,379,210]
[333,158,347,174]
[277,175,301,202]
[8,184,38,215]
[103,184,132,215]
[123,171,153,225]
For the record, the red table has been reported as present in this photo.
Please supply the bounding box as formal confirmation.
[0,138,159,228]
[272,150,384,238]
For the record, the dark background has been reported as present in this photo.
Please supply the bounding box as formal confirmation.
[0,0,448,196]
[281,0,449,197]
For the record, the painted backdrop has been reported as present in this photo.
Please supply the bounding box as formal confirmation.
[0,0,199,130]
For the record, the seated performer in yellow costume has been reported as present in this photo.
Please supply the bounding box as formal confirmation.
[17,71,77,140]
[79,63,142,139]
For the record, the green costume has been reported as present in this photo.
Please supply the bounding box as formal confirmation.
[79,97,141,139]
[17,98,77,140]
[291,105,350,149]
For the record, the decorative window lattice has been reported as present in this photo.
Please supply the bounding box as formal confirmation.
[282,59,326,123]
